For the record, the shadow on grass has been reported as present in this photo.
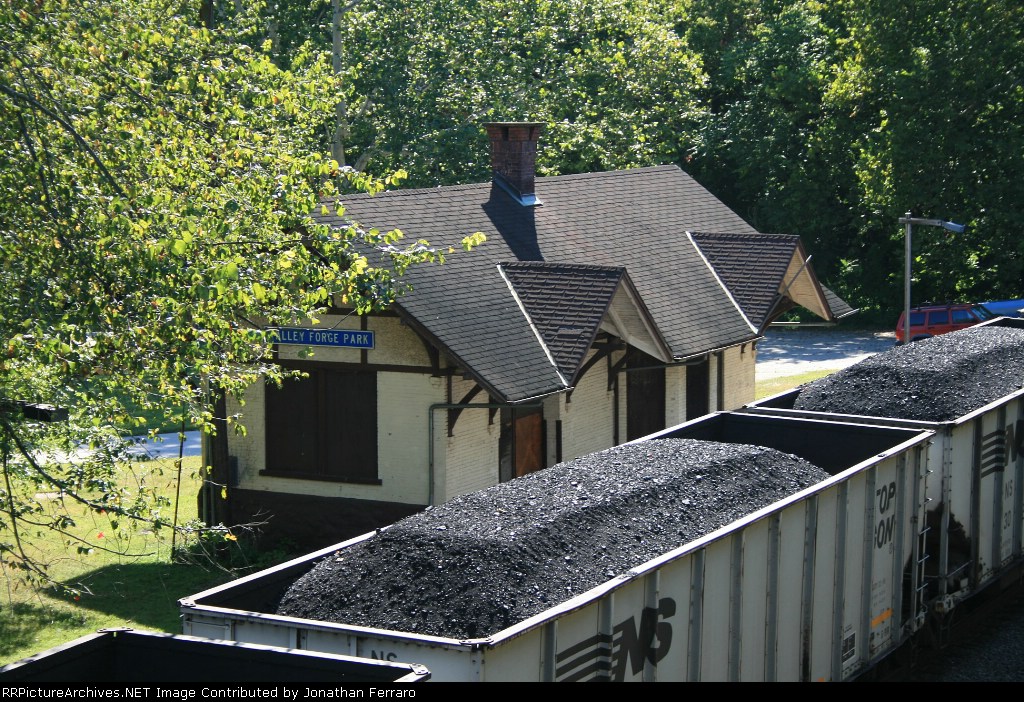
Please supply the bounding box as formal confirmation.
[0,601,89,660]
[58,560,234,633]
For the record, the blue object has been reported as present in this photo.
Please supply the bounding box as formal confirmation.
[272,327,376,349]
[979,300,1024,318]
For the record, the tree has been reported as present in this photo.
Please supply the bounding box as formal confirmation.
[823,0,1024,311]
[683,1,862,304]
[0,0,477,590]
[235,0,708,187]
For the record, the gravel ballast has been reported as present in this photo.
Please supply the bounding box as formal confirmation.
[793,326,1024,421]
[275,438,830,639]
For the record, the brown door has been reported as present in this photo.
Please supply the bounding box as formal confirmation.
[514,411,544,478]
[500,407,545,481]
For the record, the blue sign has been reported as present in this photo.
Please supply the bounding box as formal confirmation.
[272,327,375,349]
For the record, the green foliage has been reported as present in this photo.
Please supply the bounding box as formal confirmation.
[248,0,707,186]
[687,1,838,224]
[239,0,1024,317]
[0,455,278,667]
[3,0,1021,592]
[679,0,1024,314]
[0,0,477,590]
[824,0,1024,308]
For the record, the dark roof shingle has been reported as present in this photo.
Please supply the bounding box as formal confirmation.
[500,262,624,381]
[321,166,759,401]
[690,232,799,330]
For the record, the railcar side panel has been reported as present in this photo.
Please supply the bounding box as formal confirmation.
[698,537,733,681]
[840,467,870,679]
[645,557,692,682]
[600,573,649,681]
[481,629,540,682]
[868,462,901,659]
[1013,400,1024,565]
[977,409,1001,585]
[809,488,840,682]
[544,595,605,682]
[948,421,976,592]
[775,502,808,680]
[181,416,934,682]
[738,519,771,682]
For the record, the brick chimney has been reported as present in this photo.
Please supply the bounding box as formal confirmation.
[485,122,544,206]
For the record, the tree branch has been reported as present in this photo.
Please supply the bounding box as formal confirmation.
[0,82,126,198]
[0,417,175,532]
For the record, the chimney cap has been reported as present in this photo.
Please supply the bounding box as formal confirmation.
[484,121,546,128]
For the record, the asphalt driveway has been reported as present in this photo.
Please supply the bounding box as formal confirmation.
[756,325,895,380]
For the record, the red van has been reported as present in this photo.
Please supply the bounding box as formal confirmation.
[896,303,995,343]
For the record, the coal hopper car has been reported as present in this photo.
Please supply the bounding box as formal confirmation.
[181,412,934,682]
[741,316,1024,654]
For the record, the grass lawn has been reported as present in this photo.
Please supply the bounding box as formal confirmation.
[0,455,280,667]
[755,368,833,399]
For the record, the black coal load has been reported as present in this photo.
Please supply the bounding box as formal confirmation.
[276,438,829,639]
[793,326,1024,422]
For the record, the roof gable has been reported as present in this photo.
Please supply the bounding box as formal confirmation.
[498,262,671,384]
[499,262,621,383]
[690,231,842,331]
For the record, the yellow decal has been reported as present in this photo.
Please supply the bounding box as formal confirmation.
[871,608,893,628]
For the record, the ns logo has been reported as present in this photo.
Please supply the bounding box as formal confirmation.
[555,597,676,682]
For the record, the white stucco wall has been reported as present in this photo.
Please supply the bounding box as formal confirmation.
[274,314,430,366]
[228,372,444,505]
[223,311,759,512]
[226,313,443,505]
[721,342,757,410]
[665,363,687,426]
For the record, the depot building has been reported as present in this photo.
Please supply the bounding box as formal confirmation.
[200,123,853,548]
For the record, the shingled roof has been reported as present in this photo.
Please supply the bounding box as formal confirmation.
[319,165,761,402]
[498,262,670,384]
[690,231,844,332]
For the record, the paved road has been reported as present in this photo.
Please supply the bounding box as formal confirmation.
[756,325,895,380]
[129,430,202,459]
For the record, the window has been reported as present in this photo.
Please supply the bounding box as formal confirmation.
[262,367,379,484]
[951,308,974,324]
[927,310,949,326]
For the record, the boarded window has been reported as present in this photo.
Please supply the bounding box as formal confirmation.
[264,368,379,484]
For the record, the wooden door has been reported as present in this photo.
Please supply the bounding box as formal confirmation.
[627,350,666,441]
[514,410,544,478]
[500,407,545,481]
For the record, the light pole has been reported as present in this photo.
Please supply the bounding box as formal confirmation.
[898,211,967,343]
